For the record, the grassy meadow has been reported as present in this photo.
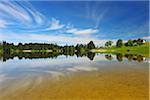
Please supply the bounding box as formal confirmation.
[92,42,149,57]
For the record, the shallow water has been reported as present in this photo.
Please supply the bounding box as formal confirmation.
[0,54,149,100]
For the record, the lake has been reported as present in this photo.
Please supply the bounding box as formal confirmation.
[0,53,149,100]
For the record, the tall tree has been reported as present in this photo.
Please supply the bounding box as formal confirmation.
[87,41,95,49]
[116,39,123,47]
[125,40,133,46]
[105,41,113,47]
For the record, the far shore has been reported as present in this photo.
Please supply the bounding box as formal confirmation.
[91,43,149,57]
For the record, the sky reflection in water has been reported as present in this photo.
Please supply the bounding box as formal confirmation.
[0,53,148,84]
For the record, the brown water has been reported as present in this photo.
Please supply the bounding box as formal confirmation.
[0,54,149,100]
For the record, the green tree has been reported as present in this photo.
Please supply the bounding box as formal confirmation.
[87,41,95,49]
[105,41,113,47]
[116,39,123,47]
[116,53,123,62]
[133,40,137,46]
[18,43,23,50]
[105,55,113,60]
[127,40,133,46]
[87,52,95,60]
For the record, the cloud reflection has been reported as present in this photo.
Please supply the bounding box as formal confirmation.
[67,66,97,72]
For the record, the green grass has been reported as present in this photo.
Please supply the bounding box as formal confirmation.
[92,42,149,57]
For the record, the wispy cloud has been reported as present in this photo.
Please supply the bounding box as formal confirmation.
[46,18,65,31]
[95,9,108,28]
[66,28,98,35]
[0,1,45,28]
[85,2,108,28]
[143,36,150,40]
[0,19,7,28]
[0,1,30,24]
[66,24,99,36]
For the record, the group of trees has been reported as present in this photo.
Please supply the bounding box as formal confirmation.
[105,38,145,47]
[117,38,145,47]
[2,41,95,52]
[105,41,113,47]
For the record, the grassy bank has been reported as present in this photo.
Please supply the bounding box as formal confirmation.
[92,42,149,57]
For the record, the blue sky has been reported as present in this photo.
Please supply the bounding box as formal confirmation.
[0,1,149,45]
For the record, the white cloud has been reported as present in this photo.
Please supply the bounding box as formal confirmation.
[75,29,98,35]
[67,66,97,72]
[26,7,44,25]
[0,33,111,46]
[46,18,65,30]
[0,1,44,26]
[66,23,99,35]
[0,1,31,23]
[143,36,150,40]
[0,19,7,28]
[66,28,99,35]
[66,28,77,33]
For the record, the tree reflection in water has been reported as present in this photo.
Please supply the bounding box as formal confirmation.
[116,53,123,62]
[105,55,113,60]
[105,53,146,62]
[0,51,146,63]
[1,51,96,62]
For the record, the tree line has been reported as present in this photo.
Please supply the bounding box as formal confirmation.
[2,41,95,53]
[105,38,146,47]
[0,38,147,53]
[1,51,96,62]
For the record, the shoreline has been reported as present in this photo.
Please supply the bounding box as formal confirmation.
[91,43,149,57]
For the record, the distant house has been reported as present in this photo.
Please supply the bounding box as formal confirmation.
[142,39,146,43]
[133,39,146,46]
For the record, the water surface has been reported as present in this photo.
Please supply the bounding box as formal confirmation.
[0,53,149,100]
